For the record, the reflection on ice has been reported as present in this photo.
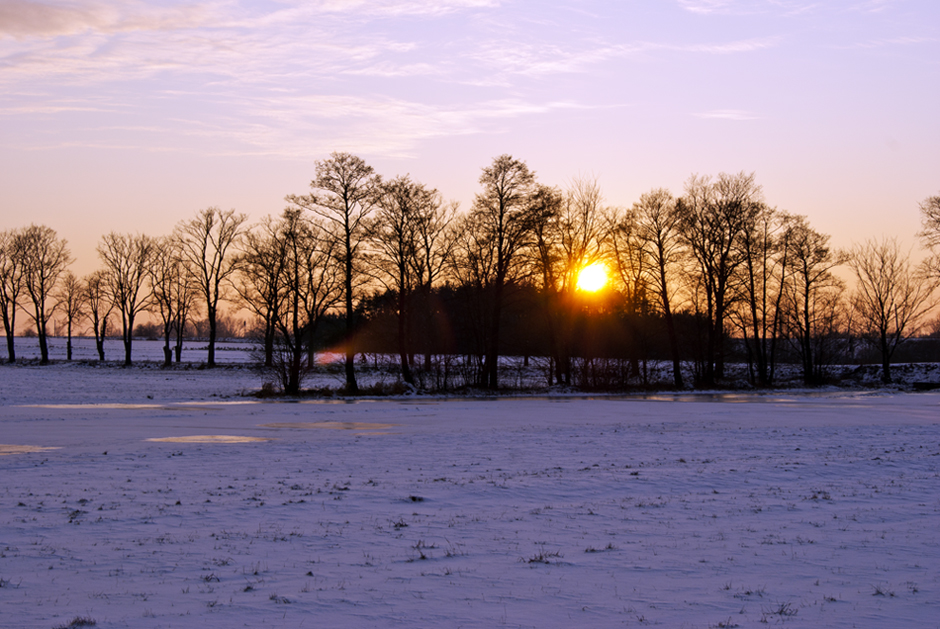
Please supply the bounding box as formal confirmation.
[146,435,271,443]
[25,401,255,410]
[0,445,60,456]
[260,422,397,431]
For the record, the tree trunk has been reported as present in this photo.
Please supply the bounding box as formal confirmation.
[398,289,413,385]
[485,281,504,390]
[5,330,15,363]
[38,322,49,365]
[714,304,726,381]
[207,306,217,367]
[123,331,133,366]
[95,321,105,361]
[658,260,683,389]
[286,346,301,395]
[264,319,275,368]
[880,334,892,384]
[422,285,433,371]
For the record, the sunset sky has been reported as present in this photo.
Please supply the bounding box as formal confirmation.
[1,0,937,274]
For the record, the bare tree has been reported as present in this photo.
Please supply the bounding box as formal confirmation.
[270,209,343,394]
[367,175,449,385]
[411,193,459,371]
[171,261,198,364]
[731,204,794,387]
[236,216,288,368]
[56,271,85,361]
[848,237,937,383]
[149,237,194,367]
[529,184,566,384]
[286,152,382,394]
[98,233,154,366]
[677,172,763,384]
[608,204,657,383]
[632,188,685,388]
[83,270,113,361]
[176,207,247,367]
[781,217,845,385]
[466,154,539,389]
[0,229,25,363]
[449,210,497,383]
[533,178,607,385]
[918,194,940,278]
[19,225,72,364]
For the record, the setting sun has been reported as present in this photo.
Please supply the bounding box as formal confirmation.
[576,262,608,292]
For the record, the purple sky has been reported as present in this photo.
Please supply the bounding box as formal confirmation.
[1,0,937,274]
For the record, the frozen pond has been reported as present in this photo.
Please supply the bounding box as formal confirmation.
[1,365,938,627]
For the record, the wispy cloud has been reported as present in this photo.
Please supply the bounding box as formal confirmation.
[1,0,912,162]
[678,0,738,14]
[0,0,211,39]
[677,0,906,16]
[1,0,787,159]
[694,109,760,120]
[840,35,936,49]
[4,93,583,158]
[310,0,501,18]
[682,36,780,53]
[468,35,780,84]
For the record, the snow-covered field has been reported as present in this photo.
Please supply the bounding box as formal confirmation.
[1,345,940,628]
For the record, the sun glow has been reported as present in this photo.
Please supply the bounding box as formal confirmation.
[576,262,608,292]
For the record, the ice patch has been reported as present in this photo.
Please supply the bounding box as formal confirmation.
[0,444,60,456]
[145,435,272,443]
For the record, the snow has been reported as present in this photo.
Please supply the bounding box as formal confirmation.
[1,344,939,627]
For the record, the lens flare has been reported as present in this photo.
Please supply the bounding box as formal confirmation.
[576,262,608,292]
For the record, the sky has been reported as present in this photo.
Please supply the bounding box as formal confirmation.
[1,0,938,275]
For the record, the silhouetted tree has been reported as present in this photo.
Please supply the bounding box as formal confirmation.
[56,271,85,361]
[286,152,382,394]
[367,175,439,385]
[608,202,651,380]
[632,188,685,388]
[411,191,459,371]
[848,237,937,383]
[176,207,247,367]
[677,172,763,384]
[732,204,790,386]
[20,225,72,364]
[0,229,26,363]
[149,237,195,367]
[270,209,342,394]
[464,154,539,389]
[918,193,940,278]
[533,178,607,385]
[237,215,288,367]
[83,269,113,361]
[782,217,844,385]
[98,232,154,366]
[529,184,566,384]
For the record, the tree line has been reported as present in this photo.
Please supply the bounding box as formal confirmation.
[2,152,938,393]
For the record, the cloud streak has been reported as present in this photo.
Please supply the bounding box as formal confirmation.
[694,109,760,120]
[0,0,789,158]
[0,0,212,39]
[1,0,922,161]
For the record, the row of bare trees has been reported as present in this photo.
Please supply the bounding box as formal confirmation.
[212,156,939,390]
[0,210,246,368]
[2,153,938,391]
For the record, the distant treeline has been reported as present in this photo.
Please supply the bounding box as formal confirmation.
[2,152,939,394]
